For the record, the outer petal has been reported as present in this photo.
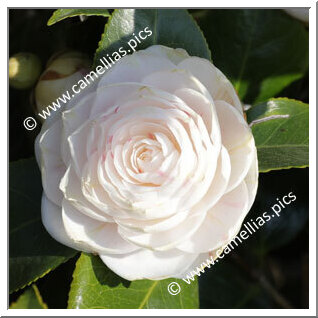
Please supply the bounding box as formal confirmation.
[176,252,210,279]
[90,82,149,118]
[98,51,175,88]
[117,208,206,251]
[62,199,139,254]
[176,181,249,253]
[61,91,97,165]
[244,148,259,211]
[41,194,91,252]
[177,248,223,279]
[67,120,93,177]
[177,57,243,113]
[37,120,65,206]
[215,100,255,193]
[142,68,209,98]
[59,165,113,222]
[192,146,231,212]
[144,45,190,64]
[100,248,198,280]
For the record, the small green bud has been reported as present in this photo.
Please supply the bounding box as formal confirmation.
[9,53,42,89]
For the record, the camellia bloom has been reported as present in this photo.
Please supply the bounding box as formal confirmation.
[35,45,258,281]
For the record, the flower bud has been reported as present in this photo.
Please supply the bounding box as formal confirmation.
[34,51,91,122]
[9,53,42,89]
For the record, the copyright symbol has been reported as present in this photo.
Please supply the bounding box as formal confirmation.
[167,282,181,295]
[23,117,37,131]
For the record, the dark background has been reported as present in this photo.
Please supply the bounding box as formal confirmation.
[9,9,309,309]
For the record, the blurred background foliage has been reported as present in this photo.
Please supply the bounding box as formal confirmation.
[9,9,309,309]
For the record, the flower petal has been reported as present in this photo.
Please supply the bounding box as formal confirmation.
[177,57,242,113]
[100,248,198,280]
[116,209,190,234]
[142,68,209,98]
[61,91,97,165]
[215,100,255,193]
[41,194,91,252]
[37,120,65,206]
[62,199,138,254]
[244,148,259,211]
[60,165,113,222]
[192,146,231,211]
[117,208,206,251]
[174,87,221,147]
[144,45,189,64]
[177,181,249,253]
[98,51,175,88]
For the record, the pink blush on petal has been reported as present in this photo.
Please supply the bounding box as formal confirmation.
[158,170,165,177]
[224,200,245,209]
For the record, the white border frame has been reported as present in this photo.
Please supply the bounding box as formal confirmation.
[3,1,316,316]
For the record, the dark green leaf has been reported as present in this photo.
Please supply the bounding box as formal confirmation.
[9,158,77,293]
[10,285,47,309]
[196,9,308,103]
[199,260,273,308]
[68,253,199,309]
[47,9,110,26]
[247,98,309,172]
[94,9,211,67]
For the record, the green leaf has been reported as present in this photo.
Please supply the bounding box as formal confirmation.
[94,9,211,68]
[68,253,199,309]
[9,158,78,293]
[10,285,47,309]
[195,9,308,103]
[47,9,110,26]
[199,260,274,308]
[247,98,309,172]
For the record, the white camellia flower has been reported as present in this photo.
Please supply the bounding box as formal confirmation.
[35,45,258,281]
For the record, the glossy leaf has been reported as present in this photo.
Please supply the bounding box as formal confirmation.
[9,158,78,293]
[195,9,308,103]
[68,253,199,309]
[47,9,110,26]
[10,285,47,309]
[247,98,309,172]
[94,9,211,67]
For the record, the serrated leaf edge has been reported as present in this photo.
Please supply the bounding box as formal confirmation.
[10,253,78,294]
